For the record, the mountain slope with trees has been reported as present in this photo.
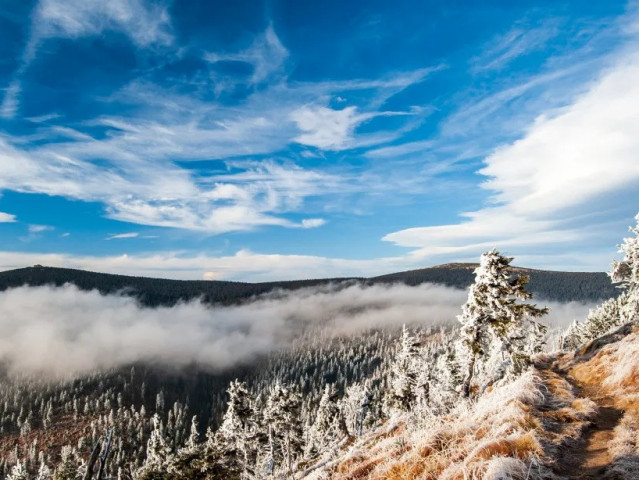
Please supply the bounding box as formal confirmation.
[1,214,638,479]
[0,262,618,306]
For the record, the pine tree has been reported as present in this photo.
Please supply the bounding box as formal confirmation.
[387,325,420,412]
[563,213,639,348]
[610,213,639,325]
[137,414,172,479]
[36,461,52,480]
[456,250,549,397]
[53,447,77,480]
[305,384,347,457]
[6,460,28,480]
[216,380,254,478]
[341,381,372,436]
[181,415,199,455]
[611,213,639,288]
[262,381,303,475]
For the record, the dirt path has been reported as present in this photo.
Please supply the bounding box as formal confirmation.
[554,374,624,479]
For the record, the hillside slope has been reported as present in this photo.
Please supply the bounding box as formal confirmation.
[0,263,617,306]
[298,323,639,479]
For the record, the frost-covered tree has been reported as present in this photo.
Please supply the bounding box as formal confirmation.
[420,334,462,414]
[137,414,172,479]
[386,325,420,412]
[305,384,347,457]
[611,213,639,288]
[341,381,373,436]
[563,213,639,349]
[262,381,303,475]
[35,461,52,480]
[217,380,255,478]
[219,381,253,441]
[456,250,549,397]
[6,460,28,480]
[53,447,78,480]
[181,416,199,455]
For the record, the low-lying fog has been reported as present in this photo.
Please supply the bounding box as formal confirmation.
[0,282,596,378]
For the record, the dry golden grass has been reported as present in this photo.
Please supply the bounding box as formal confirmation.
[310,371,582,480]
[302,328,639,479]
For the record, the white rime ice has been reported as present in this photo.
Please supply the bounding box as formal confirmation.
[6,461,28,480]
[387,324,421,412]
[455,250,548,397]
[139,413,172,476]
[262,381,303,476]
[564,213,639,349]
[305,384,346,457]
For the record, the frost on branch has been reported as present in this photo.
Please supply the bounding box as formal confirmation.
[564,212,639,349]
[455,250,549,397]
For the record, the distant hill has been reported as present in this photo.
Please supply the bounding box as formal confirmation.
[371,264,619,302]
[0,263,619,306]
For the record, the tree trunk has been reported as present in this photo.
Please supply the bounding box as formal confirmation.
[461,353,476,398]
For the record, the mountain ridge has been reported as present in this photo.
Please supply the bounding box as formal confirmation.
[0,263,619,305]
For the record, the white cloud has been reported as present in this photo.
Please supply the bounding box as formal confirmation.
[205,25,288,84]
[365,139,435,159]
[471,20,560,72]
[384,49,639,259]
[291,106,365,149]
[0,134,341,234]
[301,218,326,228]
[0,0,172,118]
[31,0,172,49]
[28,224,53,233]
[0,81,20,119]
[0,212,16,223]
[290,105,417,150]
[106,232,139,240]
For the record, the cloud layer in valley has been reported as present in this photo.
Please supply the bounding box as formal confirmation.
[0,282,595,379]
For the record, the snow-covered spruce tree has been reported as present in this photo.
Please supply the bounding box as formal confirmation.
[419,331,462,415]
[386,325,421,412]
[168,415,206,480]
[456,250,549,397]
[35,461,52,480]
[6,460,28,480]
[179,415,199,456]
[262,381,303,476]
[137,414,173,480]
[563,213,639,349]
[53,447,79,480]
[609,213,639,324]
[340,380,373,436]
[611,213,639,288]
[216,380,255,478]
[305,384,348,458]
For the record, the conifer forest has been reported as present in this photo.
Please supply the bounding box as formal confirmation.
[1,213,638,479]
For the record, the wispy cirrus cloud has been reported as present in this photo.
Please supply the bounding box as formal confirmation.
[28,224,53,233]
[0,27,436,233]
[1,0,172,118]
[28,0,172,52]
[204,25,288,85]
[0,134,336,233]
[106,232,139,240]
[471,19,560,72]
[384,46,639,259]
[0,81,21,119]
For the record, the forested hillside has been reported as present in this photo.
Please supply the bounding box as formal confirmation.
[0,216,637,479]
[0,262,617,306]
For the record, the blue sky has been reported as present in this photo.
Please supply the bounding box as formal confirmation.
[1,0,639,280]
